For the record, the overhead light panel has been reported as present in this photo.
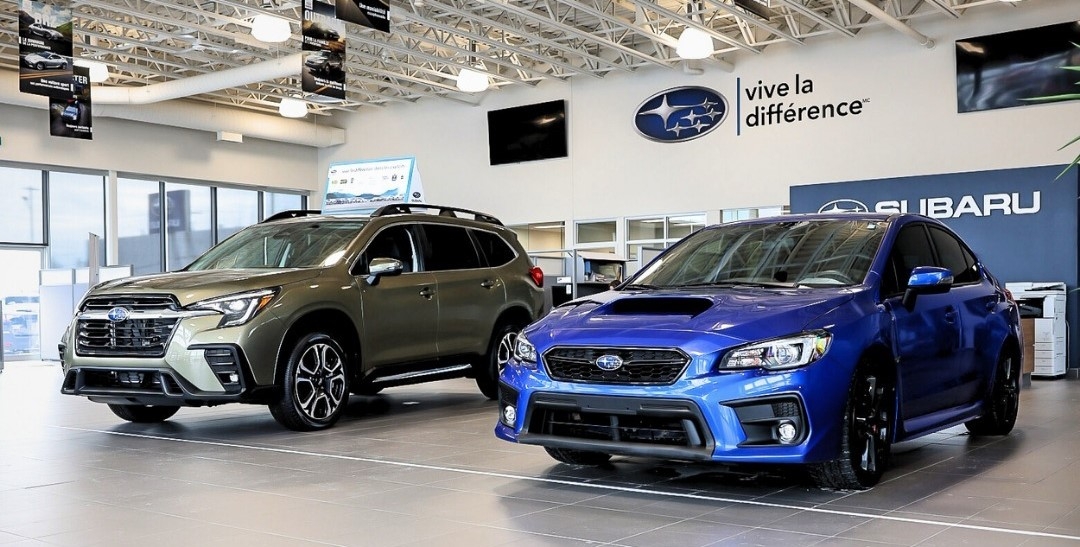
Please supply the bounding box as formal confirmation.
[676,27,713,59]
[252,14,291,43]
[73,59,110,83]
[278,96,308,118]
[456,67,489,93]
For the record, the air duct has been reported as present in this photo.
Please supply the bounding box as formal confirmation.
[92,53,305,105]
[0,62,346,148]
[847,0,935,48]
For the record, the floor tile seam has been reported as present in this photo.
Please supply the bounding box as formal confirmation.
[58,425,1080,544]
[20,498,350,547]
[608,513,751,545]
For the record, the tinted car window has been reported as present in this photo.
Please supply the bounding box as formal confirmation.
[929,227,981,284]
[421,224,482,271]
[632,219,886,288]
[471,229,517,267]
[883,224,935,296]
[360,225,417,273]
[187,220,366,270]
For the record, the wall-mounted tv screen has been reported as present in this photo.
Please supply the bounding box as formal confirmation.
[487,100,568,165]
[956,21,1080,113]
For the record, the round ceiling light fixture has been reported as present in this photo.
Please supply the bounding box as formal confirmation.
[252,14,291,43]
[676,27,713,60]
[73,59,110,83]
[456,67,490,93]
[278,96,308,118]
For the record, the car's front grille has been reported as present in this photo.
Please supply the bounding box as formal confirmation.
[75,295,182,358]
[76,318,179,357]
[543,347,690,385]
[526,394,708,449]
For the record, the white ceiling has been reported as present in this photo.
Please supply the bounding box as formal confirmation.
[0,0,1023,118]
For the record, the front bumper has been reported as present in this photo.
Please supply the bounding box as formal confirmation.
[59,312,284,407]
[495,355,853,465]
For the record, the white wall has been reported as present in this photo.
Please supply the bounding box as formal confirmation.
[0,101,319,191]
[322,0,1080,226]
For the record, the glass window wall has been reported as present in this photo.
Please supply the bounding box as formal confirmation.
[0,167,44,245]
[164,182,212,270]
[117,178,163,275]
[218,187,259,240]
[48,172,105,269]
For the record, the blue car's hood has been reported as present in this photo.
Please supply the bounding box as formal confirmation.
[530,287,856,350]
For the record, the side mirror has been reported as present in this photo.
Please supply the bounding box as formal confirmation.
[365,257,404,286]
[901,266,953,310]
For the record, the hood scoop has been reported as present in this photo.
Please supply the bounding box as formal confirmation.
[603,297,713,317]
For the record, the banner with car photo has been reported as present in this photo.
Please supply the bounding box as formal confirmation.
[336,0,389,34]
[18,0,74,100]
[302,0,346,100]
[49,65,91,140]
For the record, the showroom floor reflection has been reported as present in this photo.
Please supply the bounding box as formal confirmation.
[1,361,1078,546]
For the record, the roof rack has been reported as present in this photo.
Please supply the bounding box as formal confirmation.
[261,209,322,223]
[371,204,504,226]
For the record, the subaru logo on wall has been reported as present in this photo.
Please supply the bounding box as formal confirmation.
[634,86,728,143]
[106,307,130,323]
[817,199,870,214]
[595,354,624,371]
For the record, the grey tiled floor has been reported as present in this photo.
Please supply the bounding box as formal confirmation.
[2,361,1078,546]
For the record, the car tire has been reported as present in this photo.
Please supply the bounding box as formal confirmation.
[965,352,1020,436]
[35,62,44,70]
[107,404,180,423]
[475,322,523,400]
[544,447,612,466]
[809,358,895,490]
[269,332,350,431]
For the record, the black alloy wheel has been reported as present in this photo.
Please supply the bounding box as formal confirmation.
[965,353,1020,436]
[810,359,895,490]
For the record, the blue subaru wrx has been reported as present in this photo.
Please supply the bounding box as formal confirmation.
[495,213,1022,490]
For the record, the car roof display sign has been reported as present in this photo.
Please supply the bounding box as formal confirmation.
[18,0,75,100]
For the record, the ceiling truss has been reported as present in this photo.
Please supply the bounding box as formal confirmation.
[0,0,1017,116]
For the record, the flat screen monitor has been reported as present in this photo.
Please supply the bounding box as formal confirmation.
[487,100,568,165]
[956,21,1080,113]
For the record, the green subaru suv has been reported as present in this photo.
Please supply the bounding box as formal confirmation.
[58,204,545,431]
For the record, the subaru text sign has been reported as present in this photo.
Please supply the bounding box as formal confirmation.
[634,86,728,143]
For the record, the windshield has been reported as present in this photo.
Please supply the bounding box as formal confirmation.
[186,220,368,270]
[629,219,886,288]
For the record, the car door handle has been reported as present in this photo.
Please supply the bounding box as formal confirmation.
[480,280,495,289]
[419,287,434,299]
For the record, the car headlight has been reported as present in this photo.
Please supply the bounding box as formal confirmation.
[719,331,831,371]
[188,288,278,328]
[514,333,537,364]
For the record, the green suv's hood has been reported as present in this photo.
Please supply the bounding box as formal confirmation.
[90,268,325,306]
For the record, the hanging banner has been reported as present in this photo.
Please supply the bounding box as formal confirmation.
[336,0,389,34]
[19,0,74,100]
[302,0,346,101]
[49,64,91,139]
[323,156,426,215]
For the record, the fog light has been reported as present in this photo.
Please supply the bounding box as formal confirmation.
[503,405,517,426]
[228,373,239,383]
[777,420,798,444]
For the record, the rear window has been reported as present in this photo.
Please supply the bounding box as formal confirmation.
[471,229,517,267]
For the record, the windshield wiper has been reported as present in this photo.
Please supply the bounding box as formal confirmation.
[675,280,797,289]
[619,283,661,290]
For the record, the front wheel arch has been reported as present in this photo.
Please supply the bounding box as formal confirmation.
[276,308,362,388]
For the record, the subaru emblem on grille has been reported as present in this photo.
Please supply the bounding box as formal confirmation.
[595,354,624,371]
[106,307,130,323]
